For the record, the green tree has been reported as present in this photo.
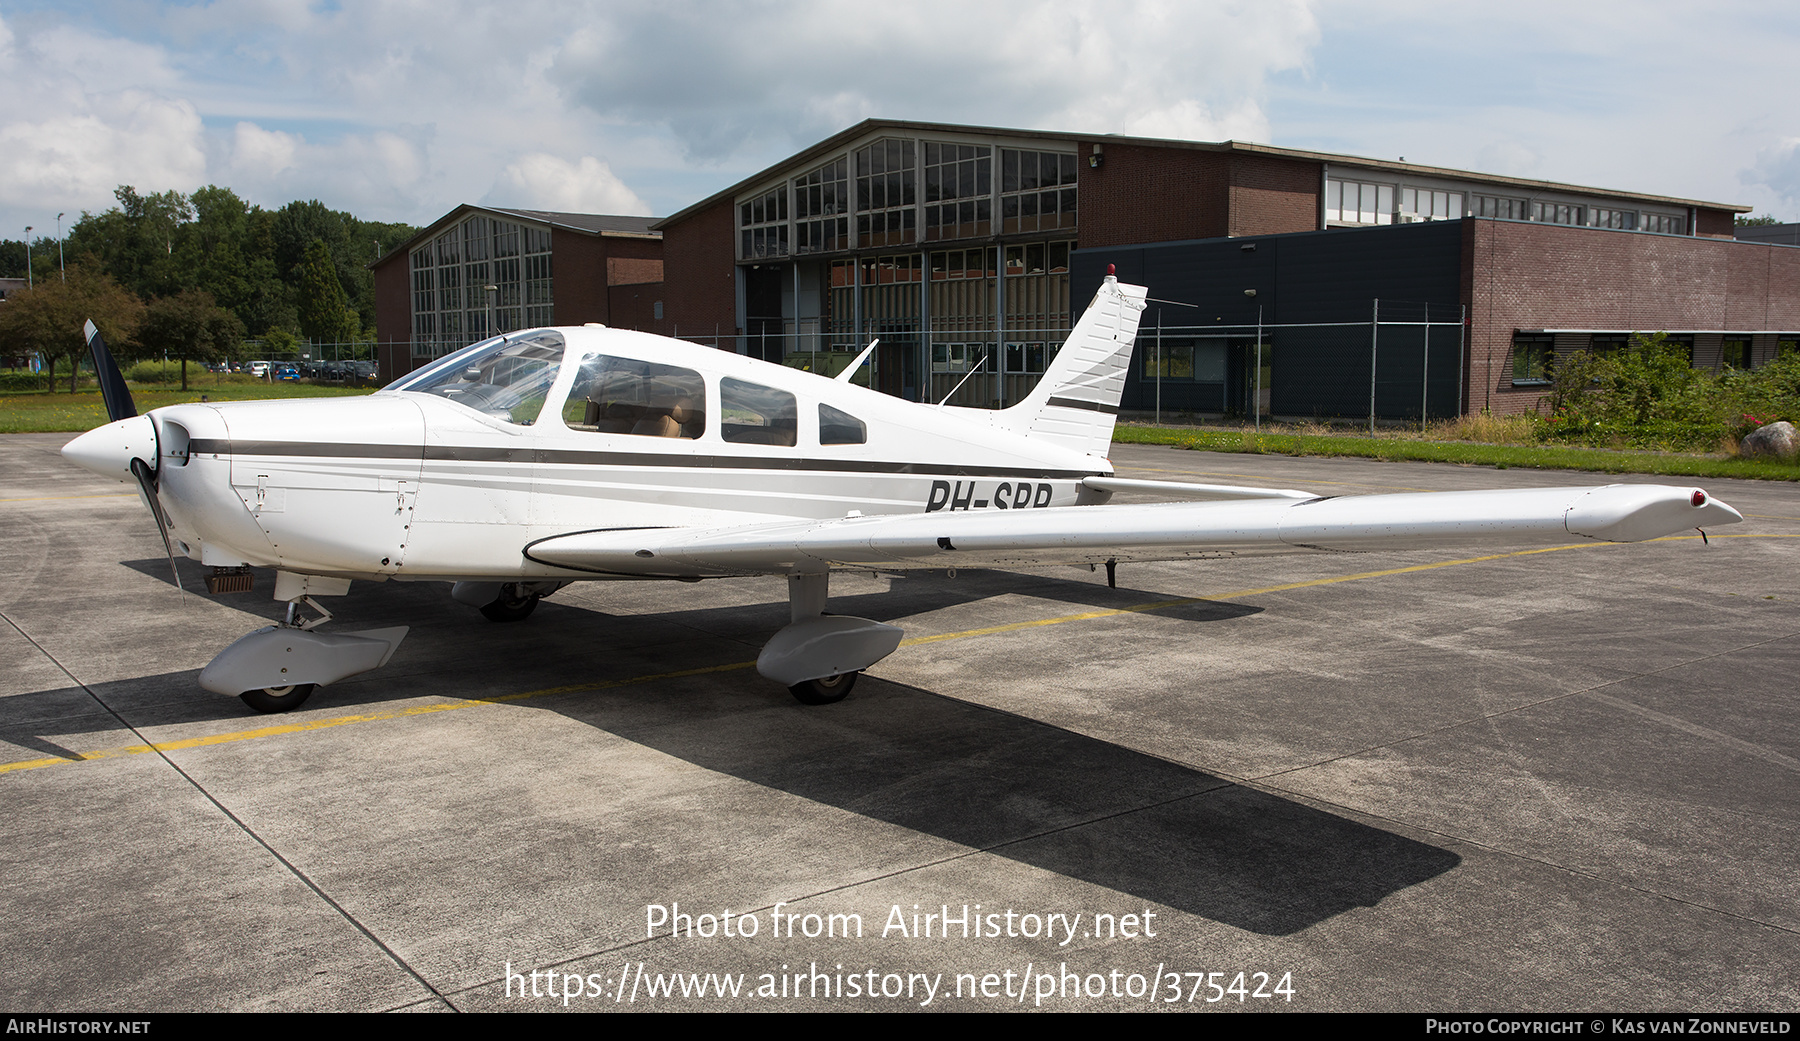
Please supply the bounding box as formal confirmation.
[1735,214,1782,227]
[136,289,247,391]
[0,265,144,391]
[64,186,194,300]
[295,239,359,346]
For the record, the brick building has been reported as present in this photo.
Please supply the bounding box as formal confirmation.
[371,205,664,381]
[653,118,1797,418]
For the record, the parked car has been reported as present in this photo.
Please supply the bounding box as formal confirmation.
[274,364,300,381]
[248,361,271,378]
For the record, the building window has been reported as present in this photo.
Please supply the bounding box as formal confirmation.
[1532,201,1583,226]
[740,186,789,260]
[411,214,553,359]
[1326,179,1394,225]
[1642,213,1686,235]
[1004,342,1050,374]
[856,138,916,249]
[1000,149,1077,235]
[1588,334,1628,359]
[1590,207,1638,231]
[1002,241,1072,356]
[927,247,995,348]
[924,142,993,241]
[932,342,990,374]
[794,158,847,255]
[1721,338,1750,370]
[1142,340,1225,381]
[1400,188,1463,222]
[1511,334,1553,385]
[1473,195,1528,220]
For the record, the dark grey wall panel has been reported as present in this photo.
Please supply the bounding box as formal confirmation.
[1074,222,1465,419]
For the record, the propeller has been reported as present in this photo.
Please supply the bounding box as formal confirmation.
[130,457,183,591]
[85,320,181,590]
[85,320,137,423]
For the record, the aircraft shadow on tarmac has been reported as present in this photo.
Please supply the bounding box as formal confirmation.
[120,555,1254,622]
[55,562,1461,937]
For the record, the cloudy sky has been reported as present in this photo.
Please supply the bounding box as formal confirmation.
[1,0,1796,241]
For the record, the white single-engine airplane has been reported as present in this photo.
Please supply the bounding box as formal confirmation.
[63,274,1742,713]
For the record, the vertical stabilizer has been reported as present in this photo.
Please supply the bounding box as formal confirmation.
[992,274,1148,455]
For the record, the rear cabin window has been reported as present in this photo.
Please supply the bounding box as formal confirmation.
[721,378,797,446]
[563,356,706,439]
[819,403,867,445]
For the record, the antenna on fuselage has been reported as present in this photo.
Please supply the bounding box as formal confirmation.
[835,338,879,383]
[934,354,987,410]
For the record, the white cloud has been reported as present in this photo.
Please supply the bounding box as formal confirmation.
[0,14,206,221]
[3,0,1795,235]
[485,155,650,215]
[228,122,298,178]
[1742,139,1800,218]
[0,89,206,213]
[547,0,1318,160]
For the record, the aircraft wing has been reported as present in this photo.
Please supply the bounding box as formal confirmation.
[524,484,1741,578]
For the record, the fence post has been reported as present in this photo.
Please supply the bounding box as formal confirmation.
[1421,302,1429,431]
[1369,298,1380,435]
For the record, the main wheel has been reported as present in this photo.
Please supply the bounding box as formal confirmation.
[788,671,858,705]
[240,683,316,713]
[479,588,540,622]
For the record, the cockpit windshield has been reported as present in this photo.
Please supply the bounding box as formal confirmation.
[388,331,565,425]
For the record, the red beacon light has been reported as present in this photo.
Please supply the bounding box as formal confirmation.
[1691,490,1707,507]
[1107,264,1116,276]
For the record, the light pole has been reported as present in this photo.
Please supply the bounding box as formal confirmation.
[56,213,64,281]
[484,284,498,340]
[23,227,31,289]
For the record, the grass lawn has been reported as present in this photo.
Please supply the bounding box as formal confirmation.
[0,382,379,433]
[1113,422,1800,482]
[12,385,1796,483]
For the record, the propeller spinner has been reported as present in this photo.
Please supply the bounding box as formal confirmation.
[63,321,183,590]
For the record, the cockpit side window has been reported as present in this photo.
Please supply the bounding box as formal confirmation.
[721,378,798,446]
[564,355,707,439]
[819,403,867,445]
[389,331,564,425]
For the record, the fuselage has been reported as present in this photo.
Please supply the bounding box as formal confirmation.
[66,326,1117,583]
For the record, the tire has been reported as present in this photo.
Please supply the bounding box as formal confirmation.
[788,671,858,705]
[479,589,540,622]
[240,683,316,713]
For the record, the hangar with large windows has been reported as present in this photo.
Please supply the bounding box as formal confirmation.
[650,118,1794,417]
[377,121,1797,420]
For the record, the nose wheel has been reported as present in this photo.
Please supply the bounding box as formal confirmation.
[788,672,858,705]
[240,683,316,713]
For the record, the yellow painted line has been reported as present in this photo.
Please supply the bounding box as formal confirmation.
[0,659,758,776]
[4,533,1793,776]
